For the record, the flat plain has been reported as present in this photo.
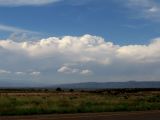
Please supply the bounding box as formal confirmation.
[0,88,160,116]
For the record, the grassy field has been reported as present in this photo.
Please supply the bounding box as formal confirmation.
[0,89,160,115]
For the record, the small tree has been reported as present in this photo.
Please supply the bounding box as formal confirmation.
[69,89,74,92]
[56,87,62,92]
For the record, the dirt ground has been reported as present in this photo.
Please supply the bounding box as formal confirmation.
[0,111,160,120]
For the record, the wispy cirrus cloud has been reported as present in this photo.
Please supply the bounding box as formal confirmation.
[0,24,38,34]
[0,0,61,6]
[0,24,42,41]
[121,0,160,22]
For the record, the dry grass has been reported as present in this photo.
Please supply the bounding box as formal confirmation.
[0,89,160,115]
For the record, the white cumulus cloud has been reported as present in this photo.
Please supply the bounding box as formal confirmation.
[58,66,80,74]
[0,34,160,82]
[80,69,92,75]
[30,71,41,76]
[1,34,160,64]
[57,65,92,75]
[0,34,117,65]
[15,72,26,75]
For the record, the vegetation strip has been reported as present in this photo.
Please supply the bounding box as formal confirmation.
[0,89,160,115]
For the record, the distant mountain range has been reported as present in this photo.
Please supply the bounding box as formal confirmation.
[0,80,160,89]
[52,81,160,89]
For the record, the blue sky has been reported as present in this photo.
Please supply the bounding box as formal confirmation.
[0,0,160,44]
[0,0,160,86]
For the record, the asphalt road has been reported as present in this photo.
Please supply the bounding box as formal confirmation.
[0,111,160,120]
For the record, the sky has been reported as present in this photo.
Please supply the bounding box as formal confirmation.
[0,0,160,86]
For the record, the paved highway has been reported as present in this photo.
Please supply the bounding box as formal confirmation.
[0,111,160,120]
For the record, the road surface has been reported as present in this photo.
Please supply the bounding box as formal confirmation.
[0,111,160,120]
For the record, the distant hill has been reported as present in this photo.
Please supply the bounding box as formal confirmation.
[52,81,160,89]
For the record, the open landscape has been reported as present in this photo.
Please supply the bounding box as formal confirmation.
[1,0,160,119]
[0,88,160,116]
